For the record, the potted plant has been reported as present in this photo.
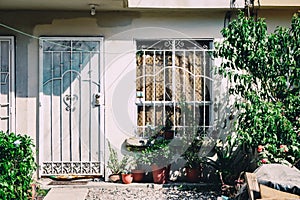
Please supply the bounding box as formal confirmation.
[131,152,147,182]
[141,138,172,184]
[107,141,131,182]
[179,124,204,183]
[131,168,144,182]
[182,139,203,182]
[121,170,133,184]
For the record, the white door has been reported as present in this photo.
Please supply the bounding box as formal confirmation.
[39,37,104,176]
[0,36,15,133]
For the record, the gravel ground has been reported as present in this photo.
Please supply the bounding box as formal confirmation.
[85,186,221,200]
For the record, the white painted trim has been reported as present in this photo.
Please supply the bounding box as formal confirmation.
[0,36,15,133]
[9,36,15,133]
[38,38,44,178]
[99,37,106,177]
[126,0,245,9]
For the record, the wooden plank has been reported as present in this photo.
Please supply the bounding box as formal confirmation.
[258,184,300,200]
[245,172,260,200]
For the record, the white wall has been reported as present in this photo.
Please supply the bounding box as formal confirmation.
[17,10,227,149]
[104,40,136,146]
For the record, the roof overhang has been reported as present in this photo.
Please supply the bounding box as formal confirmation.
[0,0,299,11]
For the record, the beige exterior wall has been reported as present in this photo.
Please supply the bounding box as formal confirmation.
[0,10,227,145]
[0,9,297,176]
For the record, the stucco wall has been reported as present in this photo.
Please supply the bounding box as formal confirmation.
[0,10,226,143]
[0,9,297,176]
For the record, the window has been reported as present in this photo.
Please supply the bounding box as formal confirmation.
[135,39,213,138]
[0,36,15,133]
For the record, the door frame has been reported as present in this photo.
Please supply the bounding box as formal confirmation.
[0,36,15,133]
[38,36,105,177]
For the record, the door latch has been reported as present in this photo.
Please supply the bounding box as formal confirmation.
[94,93,101,106]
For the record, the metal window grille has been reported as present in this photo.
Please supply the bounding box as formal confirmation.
[135,39,213,138]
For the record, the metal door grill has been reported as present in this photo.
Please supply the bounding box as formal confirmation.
[135,39,213,138]
[0,37,14,133]
[40,38,103,176]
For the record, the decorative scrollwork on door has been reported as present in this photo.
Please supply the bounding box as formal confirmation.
[63,94,78,111]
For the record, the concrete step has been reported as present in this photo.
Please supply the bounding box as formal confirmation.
[43,188,88,200]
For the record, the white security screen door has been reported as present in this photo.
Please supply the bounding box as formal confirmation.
[39,37,104,176]
[0,36,15,133]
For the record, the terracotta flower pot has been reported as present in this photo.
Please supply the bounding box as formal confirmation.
[163,131,174,140]
[132,169,145,182]
[108,174,120,182]
[151,164,170,184]
[186,167,200,182]
[121,173,133,184]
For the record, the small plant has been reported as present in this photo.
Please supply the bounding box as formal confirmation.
[141,138,172,168]
[182,138,202,169]
[205,136,252,183]
[256,143,298,166]
[121,169,132,174]
[107,141,132,175]
[34,184,49,199]
[203,136,253,197]
[178,102,204,169]
[0,131,36,200]
[131,150,148,169]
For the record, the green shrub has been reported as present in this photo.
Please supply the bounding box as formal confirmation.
[214,12,300,168]
[0,131,36,199]
[107,141,132,174]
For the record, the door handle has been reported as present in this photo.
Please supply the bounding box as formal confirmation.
[94,93,101,106]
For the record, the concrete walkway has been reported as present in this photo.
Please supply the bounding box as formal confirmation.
[40,178,218,200]
[43,188,88,200]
